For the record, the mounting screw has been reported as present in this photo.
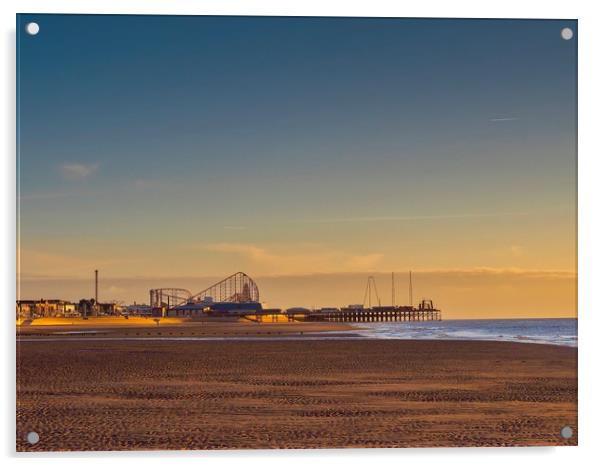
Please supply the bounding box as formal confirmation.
[25,22,40,36]
[560,426,573,439]
[560,28,573,41]
[26,431,40,445]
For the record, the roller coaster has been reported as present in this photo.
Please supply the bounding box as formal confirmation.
[149,272,259,310]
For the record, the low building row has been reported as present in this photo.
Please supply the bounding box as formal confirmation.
[16,299,122,319]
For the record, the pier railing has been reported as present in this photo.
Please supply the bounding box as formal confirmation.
[292,306,442,323]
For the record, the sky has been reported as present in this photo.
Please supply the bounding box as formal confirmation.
[17,15,577,317]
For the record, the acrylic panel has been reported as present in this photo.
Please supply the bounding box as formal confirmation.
[16,14,577,451]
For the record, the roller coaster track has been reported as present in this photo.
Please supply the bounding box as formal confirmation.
[149,272,259,309]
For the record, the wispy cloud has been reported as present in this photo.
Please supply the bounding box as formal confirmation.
[405,267,575,279]
[133,179,153,189]
[18,191,72,201]
[200,242,384,274]
[223,226,247,230]
[489,117,519,122]
[19,249,120,278]
[61,162,99,179]
[298,211,528,224]
[205,243,270,261]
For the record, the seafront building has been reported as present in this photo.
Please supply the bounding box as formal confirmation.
[16,299,77,319]
[16,299,123,319]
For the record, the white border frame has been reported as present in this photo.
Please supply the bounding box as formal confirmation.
[3,1,600,465]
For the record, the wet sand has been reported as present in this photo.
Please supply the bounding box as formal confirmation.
[16,331,577,451]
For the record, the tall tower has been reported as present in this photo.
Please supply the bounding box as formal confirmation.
[409,270,413,308]
[391,272,395,307]
[95,269,98,304]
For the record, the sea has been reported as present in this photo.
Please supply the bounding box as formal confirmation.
[351,318,577,347]
[17,318,577,347]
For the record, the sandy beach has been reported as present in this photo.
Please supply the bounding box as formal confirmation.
[16,319,356,340]
[16,321,577,451]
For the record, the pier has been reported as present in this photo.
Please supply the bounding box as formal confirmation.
[299,306,441,323]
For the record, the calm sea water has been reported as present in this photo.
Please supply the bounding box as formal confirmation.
[351,318,577,347]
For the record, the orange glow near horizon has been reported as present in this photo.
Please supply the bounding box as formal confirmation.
[18,269,576,320]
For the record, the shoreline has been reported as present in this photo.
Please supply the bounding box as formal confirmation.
[16,319,577,347]
[16,335,576,348]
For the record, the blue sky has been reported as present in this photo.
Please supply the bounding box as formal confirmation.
[17,15,577,313]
